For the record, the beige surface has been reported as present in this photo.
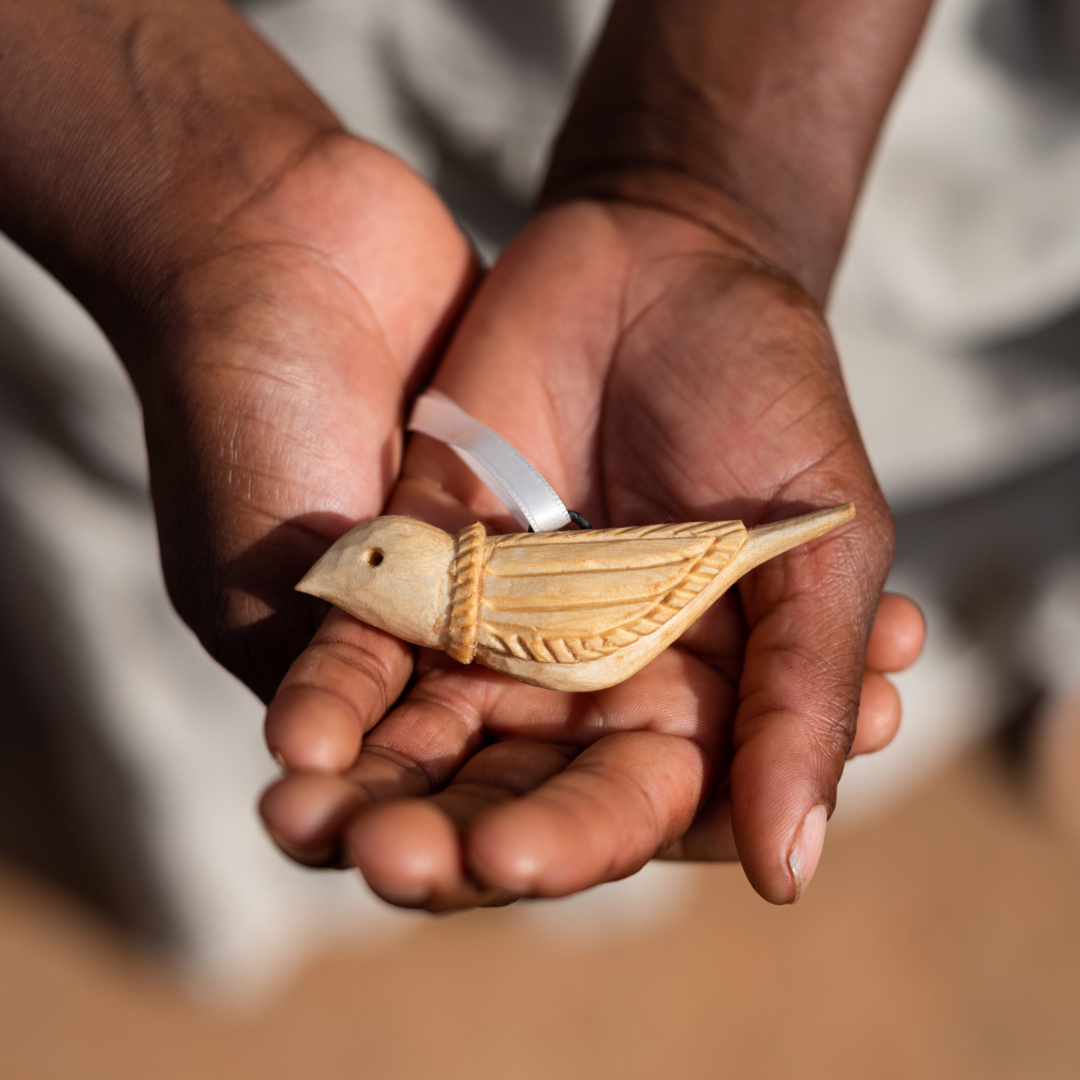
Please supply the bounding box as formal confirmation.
[2,742,1079,1080]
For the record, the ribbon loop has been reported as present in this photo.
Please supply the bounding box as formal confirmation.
[407,390,573,533]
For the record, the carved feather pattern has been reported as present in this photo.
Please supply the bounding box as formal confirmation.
[447,521,487,664]
[298,504,855,693]
[476,521,747,664]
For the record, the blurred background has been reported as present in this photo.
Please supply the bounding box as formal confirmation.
[2,0,1080,1075]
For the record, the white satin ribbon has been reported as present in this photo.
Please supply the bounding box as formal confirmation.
[407,389,572,532]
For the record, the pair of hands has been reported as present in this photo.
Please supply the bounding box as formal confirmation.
[144,132,923,911]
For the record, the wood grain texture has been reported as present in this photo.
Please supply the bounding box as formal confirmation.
[297,504,855,692]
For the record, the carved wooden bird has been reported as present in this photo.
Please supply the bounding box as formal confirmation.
[297,503,855,692]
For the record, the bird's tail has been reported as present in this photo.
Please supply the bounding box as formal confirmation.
[732,503,856,576]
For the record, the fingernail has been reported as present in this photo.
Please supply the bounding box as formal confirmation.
[788,804,828,903]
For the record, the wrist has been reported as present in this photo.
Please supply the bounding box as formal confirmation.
[538,165,811,300]
[0,0,341,355]
[540,0,932,304]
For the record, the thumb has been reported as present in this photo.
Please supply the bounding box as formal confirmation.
[728,503,893,903]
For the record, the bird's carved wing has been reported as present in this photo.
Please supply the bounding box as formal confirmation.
[477,521,747,664]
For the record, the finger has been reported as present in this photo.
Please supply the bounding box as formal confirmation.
[260,739,445,868]
[259,772,366,867]
[324,645,730,898]
[264,608,414,772]
[263,691,557,876]
[262,664,489,863]
[344,741,570,910]
[466,730,712,897]
[334,644,722,818]
[848,671,901,758]
[866,593,925,672]
[660,788,738,861]
[263,658,550,867]
[412,643,733,749]
[729,506,893,905]
[262,620,735,871]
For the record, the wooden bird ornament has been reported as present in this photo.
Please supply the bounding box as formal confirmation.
[297,504,855,693]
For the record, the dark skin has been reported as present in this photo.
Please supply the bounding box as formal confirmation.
[0,0,929,910]
[261,200,924,909]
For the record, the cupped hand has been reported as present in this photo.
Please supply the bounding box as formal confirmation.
[261,199,925,907]
[137,134,476,700]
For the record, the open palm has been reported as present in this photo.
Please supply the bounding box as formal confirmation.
[261,199,922,908]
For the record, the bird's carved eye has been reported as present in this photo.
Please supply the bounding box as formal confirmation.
[365,549,384,567]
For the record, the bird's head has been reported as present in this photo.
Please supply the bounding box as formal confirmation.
[296,516,456,648]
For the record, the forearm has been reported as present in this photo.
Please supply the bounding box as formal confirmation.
[0,0,340,361]
[543,0,933,302]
